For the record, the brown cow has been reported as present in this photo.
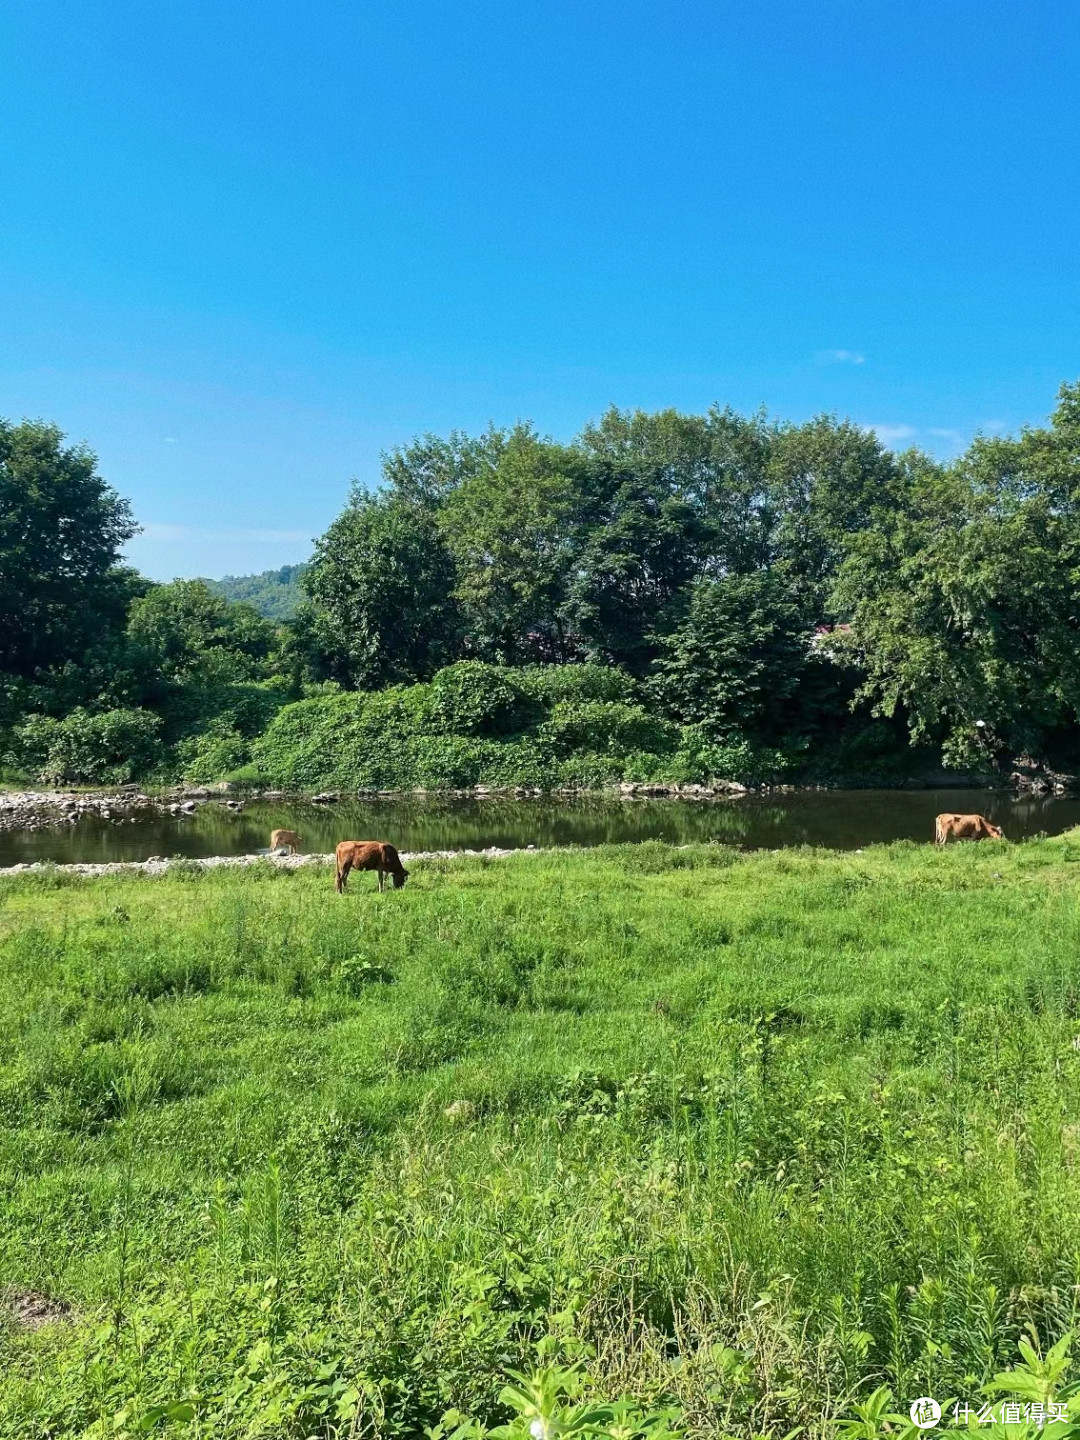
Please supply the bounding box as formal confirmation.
[270,828,301,854]
[934,813,1005,846]
[335,840,409,893]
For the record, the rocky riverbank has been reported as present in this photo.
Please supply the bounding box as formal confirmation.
[0,784,247,833]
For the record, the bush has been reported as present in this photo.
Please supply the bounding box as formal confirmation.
[174,722,253,782]
[510,663,635,707]
[250,665,789,791]
[625,726,794,786]
[427,661,532,736]
[12,707,163,784]
[542,700,678,757]
[250,691,364,788]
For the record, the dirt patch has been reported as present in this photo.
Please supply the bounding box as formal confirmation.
[3,1288,72,1330]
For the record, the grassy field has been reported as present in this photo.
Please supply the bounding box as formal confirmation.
[3,838,1080,1438]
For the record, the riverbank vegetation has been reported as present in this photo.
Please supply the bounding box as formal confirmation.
[3,837,1080,1436]
[3,384,1080,790]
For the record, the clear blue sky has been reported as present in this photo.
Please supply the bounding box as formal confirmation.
[2,1,1078,580]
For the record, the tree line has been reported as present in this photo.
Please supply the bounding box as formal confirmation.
[2,385,1079,787]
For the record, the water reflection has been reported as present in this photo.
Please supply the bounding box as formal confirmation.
[1,789,1078,867]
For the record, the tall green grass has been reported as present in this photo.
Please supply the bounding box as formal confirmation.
[3,837,1080,1436]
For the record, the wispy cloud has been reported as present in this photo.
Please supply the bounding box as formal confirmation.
[163,436,178,444]
[815,348,865,365]
[139,523,310,543]
[864,423,973,457]
[866,424,916,445]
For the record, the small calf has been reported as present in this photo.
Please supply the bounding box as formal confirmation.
[335,840,409,892]
[270,828,301,854]
[934,813,1005,845]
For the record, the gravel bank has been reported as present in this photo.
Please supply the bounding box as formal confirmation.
[0,846,543,878]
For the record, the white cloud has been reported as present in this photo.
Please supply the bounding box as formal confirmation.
[163,436,178,444]
[863,423,974,456]
[866,424,916,445]
[139,522,310,543]
[815,348,866,365]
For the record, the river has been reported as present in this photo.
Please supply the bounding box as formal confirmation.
[1,788,1078,867]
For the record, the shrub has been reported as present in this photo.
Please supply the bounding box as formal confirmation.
[251,691,364,788]
[250,665,791,791]
[12,707,163,784]
[510,663,635,707]
[427,661,532,736]
[174,721,253,782]
[626,725,794,785]
[542,700,678,757]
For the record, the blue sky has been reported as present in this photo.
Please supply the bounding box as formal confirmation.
[2,0,1078,580]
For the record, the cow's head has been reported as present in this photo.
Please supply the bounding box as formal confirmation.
[986,823,1005,839]
[393,868,409,889]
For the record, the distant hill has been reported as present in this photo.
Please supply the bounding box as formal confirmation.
[201,563,308,620]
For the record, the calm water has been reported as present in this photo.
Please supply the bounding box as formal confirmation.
[2,789,1079,866]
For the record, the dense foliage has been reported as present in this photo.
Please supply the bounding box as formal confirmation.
[0,420,145,726]
[3,385,1080,788]
[3,840,1080,1435]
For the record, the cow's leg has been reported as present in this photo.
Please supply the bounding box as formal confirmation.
[377,868,385,892]
[336,859,351,893]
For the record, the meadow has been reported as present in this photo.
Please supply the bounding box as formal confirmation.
[3,838,1080,1437]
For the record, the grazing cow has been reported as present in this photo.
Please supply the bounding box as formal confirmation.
[270,828,301,854]
[335,840,410,893]
[934,813,1005,846]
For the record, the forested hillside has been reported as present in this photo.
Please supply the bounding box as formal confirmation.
[201,563,307,620]
[3,385,1080,790]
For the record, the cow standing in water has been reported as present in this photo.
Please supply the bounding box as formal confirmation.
[270,828,301,854]
[335,840,409,892]
[934,813,1005,845]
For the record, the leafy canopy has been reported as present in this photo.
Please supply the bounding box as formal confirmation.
[0,419,139,679]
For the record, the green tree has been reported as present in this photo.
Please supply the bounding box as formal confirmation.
[650,572,807,737]
[127,580,278,689]
[302,490,461,688]
[437,426,582,662]
[767,417,907,613]
[833,383,1080,768]
[564,406,777,670]
[0,419,139,679]
[381,427,507,506]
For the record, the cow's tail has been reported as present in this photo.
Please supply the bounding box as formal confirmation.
[934,816,946,846]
